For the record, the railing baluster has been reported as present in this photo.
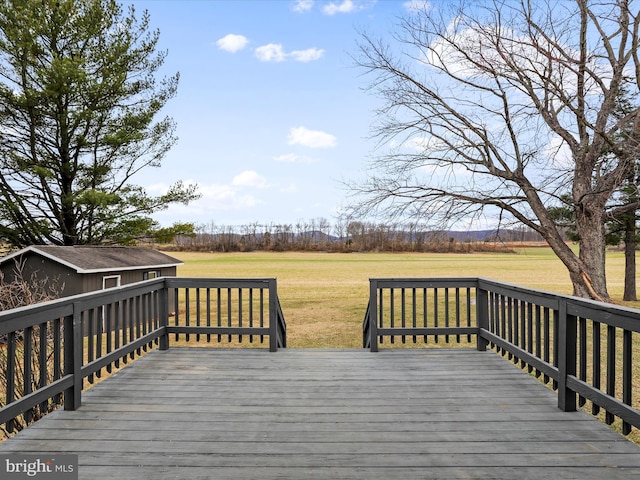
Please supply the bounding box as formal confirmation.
[455,288,461,344]
[23,326,32,423]
[622,329,632,435]
[217,288,222,343]
[401,288,406,344]
[578,316,587,407]
[605,325,616,425]
[87,309,95,382]
[38,322,48,414]
[592,321,601,415]
[390,288,395,344]
[227,288,232,343]
[142,293,149,351]
[249,288,254,344]
[260,288,264,344]
[106,303,113,373]
[444,287,450,344]
[378,286,384,345]
[239,288,243,344]
[206,288,211,343]
[195,288,201,342]
[553,308,559,390]
[534,305,541,378]
[135,295,142,357]
[434,288,439,344]
[466,287,472,343]
[526,301,533,371]
[6,331,16,433]
[96,306,103,377]
[500,295,506,355]
[152,291,158,347]
[129,297,135,360]
[121,298,128,365]
[174,288,180,342]
[511,297,518,362]
[423,287,428,343]
[184,288,191,342]
[543,307,550,384]
[53,317,62,404]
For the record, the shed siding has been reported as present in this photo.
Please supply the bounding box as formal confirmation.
[1,251,178,299]
[0,252,83,297]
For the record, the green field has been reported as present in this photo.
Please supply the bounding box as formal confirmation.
[169,248,638,348]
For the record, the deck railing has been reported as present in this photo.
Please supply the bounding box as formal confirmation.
[0,277,286,437]
[363,277,640,436]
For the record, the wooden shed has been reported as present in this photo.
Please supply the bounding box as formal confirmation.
[0,245,182,297]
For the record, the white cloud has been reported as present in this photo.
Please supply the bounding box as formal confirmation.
[403,0,432,13]
[255,44,324,63]
[287,126,337,148]
[292,0,313,13]
[321,0,375,15]
[232,170,268,188]
[255,43,287,62]
[215,34,249,53]
[274,153,316,164]
[289,48,324,62]
[323,0,356,15]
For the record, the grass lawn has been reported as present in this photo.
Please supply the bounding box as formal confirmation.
[169,247,638,349]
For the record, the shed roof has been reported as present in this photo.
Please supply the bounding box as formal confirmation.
[0,246,183,274]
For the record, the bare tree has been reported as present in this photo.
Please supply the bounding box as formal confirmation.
[351,0,640,301]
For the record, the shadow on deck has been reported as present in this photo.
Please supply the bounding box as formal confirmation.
[1,348,640,479]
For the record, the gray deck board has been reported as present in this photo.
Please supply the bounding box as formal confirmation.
[2,348,640,479]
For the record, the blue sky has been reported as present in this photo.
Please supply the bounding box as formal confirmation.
[124,0,424,228]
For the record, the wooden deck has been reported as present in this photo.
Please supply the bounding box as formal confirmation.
[2,348,640,479]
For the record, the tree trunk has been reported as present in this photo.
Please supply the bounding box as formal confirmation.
[623,213,637,301]
[574,203,611,302]
[542,229,609,302]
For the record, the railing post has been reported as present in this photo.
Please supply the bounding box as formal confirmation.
[159,282,169,351]
[369,280,378,352]
[269,278,278,352]
[476,285,489,351]
[557,300,577,412]
[64,303,83,411]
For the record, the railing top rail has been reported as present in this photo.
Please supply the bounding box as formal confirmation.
[165,277,276,289]
[370,278,479,288]
[566,297,640,332]
[0,302,73,335]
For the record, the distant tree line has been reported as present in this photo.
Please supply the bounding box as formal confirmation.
[157,219,548,253]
